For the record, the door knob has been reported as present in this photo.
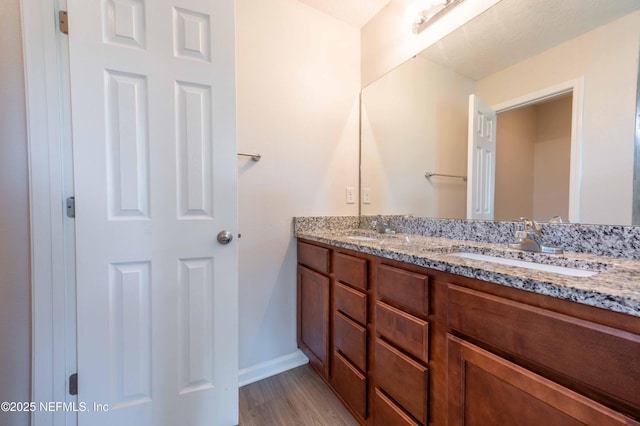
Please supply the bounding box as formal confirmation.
[217,230,233,245]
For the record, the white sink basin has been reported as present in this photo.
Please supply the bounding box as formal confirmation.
[451,252,598,277]
[346,235,378,242]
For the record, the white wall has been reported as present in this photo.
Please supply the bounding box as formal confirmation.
[5,0,359,403]
[361,56,473,217]
[477,11,640,225]
[360,0,499,87]
[236,0,360,370]
[0,1,31,426]
[495,106,536,221]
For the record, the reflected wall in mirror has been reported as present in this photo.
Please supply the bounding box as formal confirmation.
[361,55,472,219]
[360,0,640,225]
[495,93,572,222]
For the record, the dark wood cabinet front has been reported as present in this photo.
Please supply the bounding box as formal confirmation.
[376,301,429,363]
[374,338,429,425]
[447,334,638,426]
[296,238,640,425]
[332,251,370,422]
[374,389,420,426]
[297,264,330,378]
[376,264,429,316]
[333,351,367,420]
[334,281,367,324]
[447,283,640,414]
[334,252,368,291]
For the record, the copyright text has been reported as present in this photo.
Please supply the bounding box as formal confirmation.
[1,401,109,413]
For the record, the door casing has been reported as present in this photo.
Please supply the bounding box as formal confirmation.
[21,0,77,425]
[490,78,584,224]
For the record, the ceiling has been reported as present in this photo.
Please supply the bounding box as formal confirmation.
[296,0,391,28]
[419,0,640,80]
[297,0,640,78]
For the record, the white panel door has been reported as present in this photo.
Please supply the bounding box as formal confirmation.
[467,94,497,220]
[67,1,238,425]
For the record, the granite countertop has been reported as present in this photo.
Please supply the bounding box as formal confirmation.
[296,228,640,318]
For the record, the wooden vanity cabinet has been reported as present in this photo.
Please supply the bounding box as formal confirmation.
[296,240,371,421]
[297,238,640,425]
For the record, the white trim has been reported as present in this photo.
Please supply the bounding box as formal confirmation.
[491,78,584,224]
[21,1,72,425]
[238,350,309,387]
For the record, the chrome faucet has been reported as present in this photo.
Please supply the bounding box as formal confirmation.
[509,218,563,254]
[371,219,395,234]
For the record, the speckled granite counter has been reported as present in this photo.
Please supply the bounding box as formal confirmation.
[294,220,640,318]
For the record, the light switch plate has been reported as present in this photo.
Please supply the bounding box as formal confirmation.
[346,187,355,204]
[363,188,371,204]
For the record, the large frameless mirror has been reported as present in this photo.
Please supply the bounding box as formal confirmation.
[360,0,640,225]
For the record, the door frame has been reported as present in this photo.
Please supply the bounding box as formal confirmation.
[490,78,584,224]
[21,0,76,425]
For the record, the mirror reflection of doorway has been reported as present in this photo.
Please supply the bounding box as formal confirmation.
[494,93,573,222]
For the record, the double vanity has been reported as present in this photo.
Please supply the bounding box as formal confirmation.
[298,2,640,424]
[295,216,640,425]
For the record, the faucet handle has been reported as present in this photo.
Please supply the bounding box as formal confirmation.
[518,217,540,233]
[549,215,563,224]
[530,219,540,233]
[518,217,531,231]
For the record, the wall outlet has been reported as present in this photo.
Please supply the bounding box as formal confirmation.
[363,187,372,204]
[346,187,355,204]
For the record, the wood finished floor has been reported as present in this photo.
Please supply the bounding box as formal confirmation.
[239,364,359,426]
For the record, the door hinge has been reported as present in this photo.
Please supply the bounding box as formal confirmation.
[59,11,68,35]
[66,196,75,218]
[69,373,78,396]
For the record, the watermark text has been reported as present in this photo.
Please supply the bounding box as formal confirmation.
[1,401,109,413]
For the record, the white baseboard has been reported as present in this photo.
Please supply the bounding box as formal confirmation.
[238,350,309,387]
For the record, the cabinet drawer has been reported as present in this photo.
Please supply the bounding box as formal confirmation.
[447,284,640,412]
[376,301,429,363]
[334,252,368,290]
[333,351,367,420]
[377,264,429,316]
[375,339,428,425]
[297,241,330,274]
[334,311,366,372]
[335,281,367,325]
[374,389,420,426]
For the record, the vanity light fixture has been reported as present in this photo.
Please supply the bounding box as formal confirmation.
[413,0,464,34]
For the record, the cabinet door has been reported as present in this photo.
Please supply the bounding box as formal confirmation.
[447,334,638,426]
[297,265,330,377]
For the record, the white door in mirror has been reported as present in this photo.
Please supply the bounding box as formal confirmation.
[467,94,497,220]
